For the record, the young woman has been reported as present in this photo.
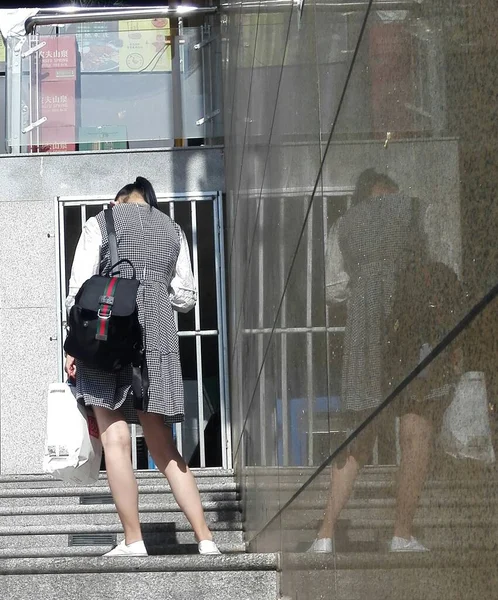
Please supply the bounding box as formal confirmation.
[65,177,220,557]
[313,169,461,553]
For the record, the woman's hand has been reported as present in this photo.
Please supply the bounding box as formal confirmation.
[65,354,77,381]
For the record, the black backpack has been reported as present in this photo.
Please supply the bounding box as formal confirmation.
[383,259,464,396]
[64,209,143,378]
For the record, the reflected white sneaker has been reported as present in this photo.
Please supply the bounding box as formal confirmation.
[307,538,333,553]
[198,540,221,555]
[103,540,148,557]
[389,536,429,552]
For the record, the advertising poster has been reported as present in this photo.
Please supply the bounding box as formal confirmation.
[118,19,172,72]
[66,19,172,73]
[0,36,5,66]
[39,36,77,72]
[38,127,76,152]
[73,21,120,73]
[39,35,77,153]
[41,80,76,127]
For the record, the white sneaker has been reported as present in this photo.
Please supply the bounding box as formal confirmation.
[389,536,429,553]
[198,540,221,555]
[103,539,148,557]
[307,537,333,553]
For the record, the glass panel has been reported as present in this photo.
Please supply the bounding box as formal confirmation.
[174,200,195,333]
[6,20,223,153]
[86,204,104,219]
[179,335,198,463]
[197,200,217,331]
[198,336,222,467]
[0,75,6,155]
[179,336,222,468]
[63,205,83,293]
[225,0,498,595]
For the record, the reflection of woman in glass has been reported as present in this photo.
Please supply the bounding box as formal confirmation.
[313,169,458,553]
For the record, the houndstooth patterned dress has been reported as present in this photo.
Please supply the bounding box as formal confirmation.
[76,203,186,425]
[337,194,424,413]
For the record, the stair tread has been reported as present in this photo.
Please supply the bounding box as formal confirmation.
[0,501,241,516]
[336,515,498,527]
[1,548,496,575]
[284,549,498,570]
[273,479,498,491]
[274,496,498,510]
[0,478,237,491]
[0,521,243,535]
[7,496,490,510]
[0,544,247,558]
[0,552,279,575]
[0,482,238,498]
[3,478,497,498]
[0,469,234,484]
[283,515,498,529]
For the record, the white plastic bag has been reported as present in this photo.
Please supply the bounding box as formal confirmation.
[43,382,102,484]
[440,371,496,464]
[325,221,350,304]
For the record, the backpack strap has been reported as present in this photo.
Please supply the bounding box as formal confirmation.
[104,208,119,269]
[95,276,119,342]
[103,207,149,406]
[132,352,150,411]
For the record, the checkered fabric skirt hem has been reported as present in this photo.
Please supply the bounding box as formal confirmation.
[75,355,185,425]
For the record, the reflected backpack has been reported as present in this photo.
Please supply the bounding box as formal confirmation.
[383,260,463,394]
[64,209,143,375]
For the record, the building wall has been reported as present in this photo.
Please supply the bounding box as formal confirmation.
[0,147,224,474]
[223,0,498,596]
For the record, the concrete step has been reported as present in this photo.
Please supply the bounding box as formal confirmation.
[0,506,242,528]
[6,477,485,517]
[279,516,498,552]
[265,477,498,495]
[7,499,494,531]
[0,500,241,517]
[3,478,494,506]
[0,542,247,559]
[261,493,498,513]
[0,472,236,490]
[267,489,498,524]
[244,464,498,479]
[0,482,239,506]
[0,521,244,550]
[270,483,498,514]
[283,550,497,600]
[0,554,280,600]
[0,481,238,496]
[282,501,497,523]
[0,468,234,484]
[0,491,238,507]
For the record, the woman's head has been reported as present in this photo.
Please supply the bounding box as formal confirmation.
[351,169,399,206]
[114,176,158,209]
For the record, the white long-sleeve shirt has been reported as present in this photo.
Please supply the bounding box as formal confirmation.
[65,216,197,313]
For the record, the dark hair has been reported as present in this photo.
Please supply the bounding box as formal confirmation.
[351,169,399,206]
[114,176,158,209]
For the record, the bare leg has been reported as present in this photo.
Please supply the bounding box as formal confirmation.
[139,412,212,542]
[93,407,142,544]
[317,455,361,539]
[317,427,375,539]
[394,412,433,539]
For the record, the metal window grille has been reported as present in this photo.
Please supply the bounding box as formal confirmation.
[241,188,400,467]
